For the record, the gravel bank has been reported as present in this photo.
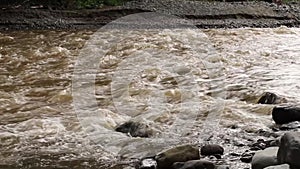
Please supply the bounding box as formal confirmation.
[124,0,300,28]
[1,1,300,30]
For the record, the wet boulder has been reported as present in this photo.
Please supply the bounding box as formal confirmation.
[115,121,152,137]
[263,164,290,169]
[172,160,215,169]
[257,92,278,104]
[272,106,300,124]
[200,144,224,156]
[277,132,300,169]
[155,144,200,169]
[251,147,279,169]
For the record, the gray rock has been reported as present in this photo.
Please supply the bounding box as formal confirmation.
[172,160,215,169]
[277,132,300,169]
[264,164,290,169]
[115,121,153,137]
[251,147,279,169]
[155,144,200,169]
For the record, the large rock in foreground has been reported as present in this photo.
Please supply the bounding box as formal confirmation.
[277,132,300,169]
[251,147,279,169]
[272,106,300,124]
[155,145,200,169]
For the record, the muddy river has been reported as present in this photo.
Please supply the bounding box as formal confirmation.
[0,25,300,169]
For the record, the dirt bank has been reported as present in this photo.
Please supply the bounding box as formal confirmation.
[1,0,300,31]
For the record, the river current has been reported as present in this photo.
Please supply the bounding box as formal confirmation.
[0,26,300,169]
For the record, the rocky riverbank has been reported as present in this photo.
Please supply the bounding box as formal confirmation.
[1,0,300,31]
[117,92,300,169]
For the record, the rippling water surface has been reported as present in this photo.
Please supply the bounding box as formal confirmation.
[0,27,300,169]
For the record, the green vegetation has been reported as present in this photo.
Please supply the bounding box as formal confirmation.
[75,0,103,8]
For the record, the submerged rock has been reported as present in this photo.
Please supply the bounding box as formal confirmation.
[263,164,290,169]
[200,144,224,156]
[115,121,153,137]
[272,106,300,124]
[155,144,200,169]
[277,132,300,169]
[251,147,279,169]
[257,92,278,104]
[172,160,215,169]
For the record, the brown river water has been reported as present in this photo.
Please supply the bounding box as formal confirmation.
[0,26,300,169]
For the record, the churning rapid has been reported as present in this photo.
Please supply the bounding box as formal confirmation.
[0,26,300,169]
